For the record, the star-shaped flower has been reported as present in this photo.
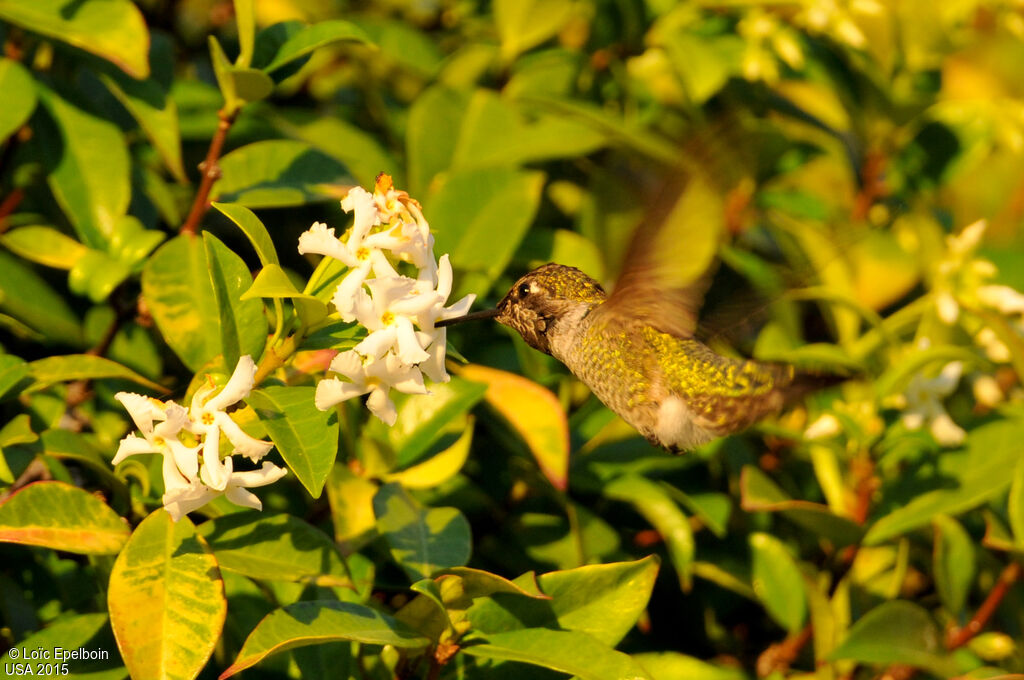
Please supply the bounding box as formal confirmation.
[315,350,427,425]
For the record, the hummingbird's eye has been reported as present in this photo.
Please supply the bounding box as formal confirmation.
[517,283,531,298]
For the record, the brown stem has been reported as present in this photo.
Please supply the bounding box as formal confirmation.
[946,560,1021,650]
[875,664,917,680]
[180,108,237,235]
[757,624,813,677]
[877,560,1022,680]
[0,187,24,230]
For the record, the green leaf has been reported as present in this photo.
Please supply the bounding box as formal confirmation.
[326,465,379,549]
[142,234,266,373]
[740,466,864,547]
[0,354,30,402]
[463,629,652,680]
[230,67,275,102]
[515,228,606,282]
[0,481,129,554]
[0,414,36,447]
[467,557,659,646]
[0,58,36,142]
[372,482,472,582]
[932,515,974,615]
[213,140,351,208]
[233,0,256,67]
[108,510,226,680]
[241,264,328,327]
[633,652,747,680]
[829,601,956,677]
[204,232,270,367]
[451,91,606,171]
[0,250,81,344]
[270,110,401,189]
[0,613,124,677]
[0,0,149,77]
[27,354,166,393]
[209,35,239,109]
[198,512,351,587]
[1010,453,1024,549]
[865,419,1024,544]
[365,377,487,467]
[247,386,338,497]
[406,86,469,196]
[222,600,429,678]
[212,202,279,266]
[493,0,575,61]
[663,32,742,105]
[99,33,185,183]
[749,533,807,632]
[68,248,133,303]
[36,85,130,249]
[605,475,694,591]
[875,344,984,398]
[428,167,544,298]
[261,20,371,73]
[385,418,475,490]
[0,225,87,270]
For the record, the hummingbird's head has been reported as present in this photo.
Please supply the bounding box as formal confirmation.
[493,263,606,355]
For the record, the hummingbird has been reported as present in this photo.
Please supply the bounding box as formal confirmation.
[438,175,837,452]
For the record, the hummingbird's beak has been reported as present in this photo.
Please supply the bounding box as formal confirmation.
[436,308,500,328]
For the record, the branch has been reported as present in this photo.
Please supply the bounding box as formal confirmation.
[877,560,1022,680]
[946,560,1021,650]
[180,108,237,235]
[757,624,812,677]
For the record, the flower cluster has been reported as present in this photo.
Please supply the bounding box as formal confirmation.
[298,174,474,425]
[113,355,286,521]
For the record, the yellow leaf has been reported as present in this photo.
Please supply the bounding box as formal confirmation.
[458,364,569,490]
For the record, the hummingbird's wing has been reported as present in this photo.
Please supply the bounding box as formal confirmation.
[591,173,726,338]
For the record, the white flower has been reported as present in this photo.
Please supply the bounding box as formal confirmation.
[901,361,966,447]
[805,413,842,440]
[976,327,1011,362]
[112,392,200,480]
[315,350,427,425]
[300,175,476,426]
[162,460,288,522]
[977,284,1024,315]
[114,356,286,522]
[347,277,436,364]
[933,220,992,326]
[188,355,274,472]
[973,374,1004,408]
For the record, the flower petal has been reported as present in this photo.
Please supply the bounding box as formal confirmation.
[215,411,274,462]
[224,486,263,511]
[168,440,201,480]
[315,376,369,411]
[203,355,257,412]
[355,326,398,360]
[394,317,430,364]
[230,461,289,488]
[366,387,397,426]
[112,434,158,465]
[200,430,231,491]
[328,350,366,381]
[163,481,219,522]
[115,392,159,436]
[297,222,357,265]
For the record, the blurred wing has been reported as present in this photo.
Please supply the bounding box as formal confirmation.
[592,172,726,338]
